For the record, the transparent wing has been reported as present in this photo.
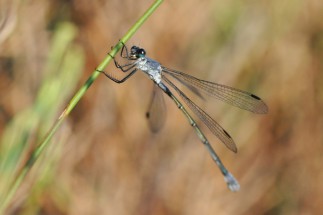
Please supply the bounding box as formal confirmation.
[167,72,205,100]
[146,84,167,133]
[163,75,238,153]
[162,66,268,114]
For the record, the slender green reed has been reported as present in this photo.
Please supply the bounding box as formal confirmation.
[0,0,163,213]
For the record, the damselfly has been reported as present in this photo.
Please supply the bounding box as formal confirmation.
[98,43,268,191]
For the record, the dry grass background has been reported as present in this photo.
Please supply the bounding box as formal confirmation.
[0,0,323,214]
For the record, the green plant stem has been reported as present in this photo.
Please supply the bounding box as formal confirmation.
[0,0,163,213]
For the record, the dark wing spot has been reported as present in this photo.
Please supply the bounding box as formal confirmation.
[146,112,150,118]
[222,128,232,138]
[250,94,261,100]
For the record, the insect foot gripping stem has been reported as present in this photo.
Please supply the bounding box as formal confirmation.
[224,172,240,192]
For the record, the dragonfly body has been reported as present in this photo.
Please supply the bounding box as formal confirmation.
[99,43,268,192]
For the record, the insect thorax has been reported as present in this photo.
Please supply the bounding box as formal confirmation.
[137,57,162,84]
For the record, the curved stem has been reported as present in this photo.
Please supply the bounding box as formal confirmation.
[0,0,163,213]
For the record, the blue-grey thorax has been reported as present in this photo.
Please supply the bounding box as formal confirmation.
[136,57,162,84]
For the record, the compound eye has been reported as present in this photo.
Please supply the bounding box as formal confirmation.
[139,49,146,56]
[130,46,138,53]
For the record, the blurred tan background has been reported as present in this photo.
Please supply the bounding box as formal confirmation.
[1,0,323,214]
